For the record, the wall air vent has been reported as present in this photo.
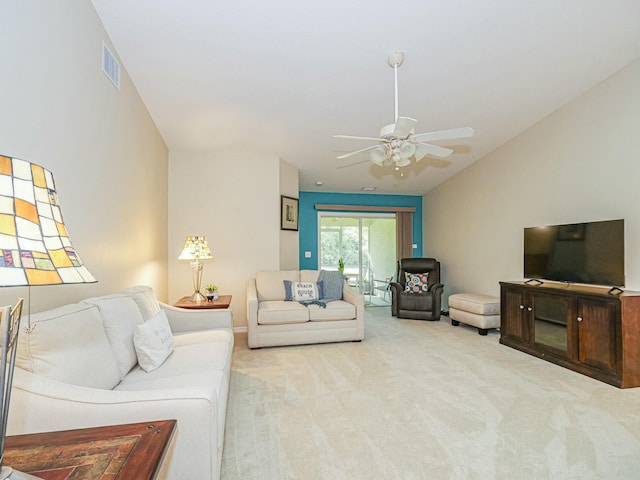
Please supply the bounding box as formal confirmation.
[102,41,120,90]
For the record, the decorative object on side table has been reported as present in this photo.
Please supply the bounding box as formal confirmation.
[0,155,97,480]
[178,235,213,303]
[205,284,219,301]
[174,294,231,310]
[280,196,298,231]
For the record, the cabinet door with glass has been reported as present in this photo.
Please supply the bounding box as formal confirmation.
[530,291,574,357]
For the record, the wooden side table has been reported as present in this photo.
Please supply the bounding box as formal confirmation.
[174,294,232,310]
[4,419,176,480]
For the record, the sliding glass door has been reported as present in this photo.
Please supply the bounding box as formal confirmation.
[319,213,396,302]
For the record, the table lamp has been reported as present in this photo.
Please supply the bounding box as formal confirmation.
[0,155,96,479]
[178,235,213,302]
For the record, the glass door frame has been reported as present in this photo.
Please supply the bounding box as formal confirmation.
[317,211,395,295]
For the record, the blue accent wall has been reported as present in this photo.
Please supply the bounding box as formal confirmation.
[298,191,423,270]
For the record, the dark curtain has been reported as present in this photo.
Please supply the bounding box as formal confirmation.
[396,211,413,262]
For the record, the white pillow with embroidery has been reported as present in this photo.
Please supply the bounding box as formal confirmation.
[133,310,174,372]
[293,282,321,301]
[284,281,324,301]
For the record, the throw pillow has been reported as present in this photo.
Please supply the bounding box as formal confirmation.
[87,296,144,380]
[284,280,324,301]
[404,272,430,293]
[133,310,175,372]
[118,285,162,320]
[318,269,344,302]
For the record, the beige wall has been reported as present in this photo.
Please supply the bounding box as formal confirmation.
[0,2,168,312]
[424,60,640,306]
[279,158,300,270]
[168,151,288,328]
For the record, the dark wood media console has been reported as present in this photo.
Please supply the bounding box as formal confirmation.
[500,281,640,388]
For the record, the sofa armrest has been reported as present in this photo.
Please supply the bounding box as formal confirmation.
[160,302,232,333]
[246,279,259,348]
[342,283,365,340]
[389,282,402,316]
[10,368,219,479]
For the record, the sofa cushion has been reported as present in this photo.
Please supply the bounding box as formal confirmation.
[134,310,175,372]
[257,300,309,325]
[119,331,233,389]
[119,285,162,320]
[255,270,299,301]
[82,295,144,379]
[173,329,234,347]
[16,303,121,389]
[308,300,356,321]
[300,270,320,283]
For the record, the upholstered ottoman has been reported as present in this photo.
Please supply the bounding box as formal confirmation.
[448,293,500,335]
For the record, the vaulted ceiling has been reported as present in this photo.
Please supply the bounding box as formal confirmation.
[91,0,640,195]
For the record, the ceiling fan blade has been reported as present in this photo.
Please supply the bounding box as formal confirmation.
[337,144,379,160]
[337,159,370,169]
[334,134,385,142]
[415,143,453,161]
[413,127,475,143]
[393,117,417,138]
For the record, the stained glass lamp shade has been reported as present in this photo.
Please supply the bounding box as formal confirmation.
[178,236,213,302]
[0,156,95,286]
[0,155,96,480]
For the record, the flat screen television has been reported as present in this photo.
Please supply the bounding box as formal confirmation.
[524,219,624,287]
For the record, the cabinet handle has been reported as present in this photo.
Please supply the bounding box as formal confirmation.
[577,316,583,322]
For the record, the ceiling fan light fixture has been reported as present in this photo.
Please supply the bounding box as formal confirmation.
[369,145,387,166]
[399,140,416,159]
[395,157,411,167]
[334,51,475,171]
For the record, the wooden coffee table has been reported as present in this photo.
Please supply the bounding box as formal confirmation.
[3,419,176,480]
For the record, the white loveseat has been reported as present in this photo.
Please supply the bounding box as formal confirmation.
[9,285,233,480]
[246,270,365,348]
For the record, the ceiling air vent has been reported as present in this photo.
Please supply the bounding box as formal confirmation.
[102,41,120,90]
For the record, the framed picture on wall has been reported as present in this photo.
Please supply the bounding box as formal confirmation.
[280,196,299,231]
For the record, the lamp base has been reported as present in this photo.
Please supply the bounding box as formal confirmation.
[0,466,41,480]
[188,291,207,303]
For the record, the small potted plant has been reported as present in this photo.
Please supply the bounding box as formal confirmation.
[205,284,219,301]
[338,258,345,274]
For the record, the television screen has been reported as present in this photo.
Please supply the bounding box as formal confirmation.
[524,219,624,287]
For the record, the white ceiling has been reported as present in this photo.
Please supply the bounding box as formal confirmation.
[91,0,640,195]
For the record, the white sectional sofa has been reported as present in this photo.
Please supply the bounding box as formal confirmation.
[9,285,233,480]
[246,269,365,348]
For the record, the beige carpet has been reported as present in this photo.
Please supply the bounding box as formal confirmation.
[222,307,640,480]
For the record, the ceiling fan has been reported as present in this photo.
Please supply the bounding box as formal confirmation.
[334,51,474,169]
